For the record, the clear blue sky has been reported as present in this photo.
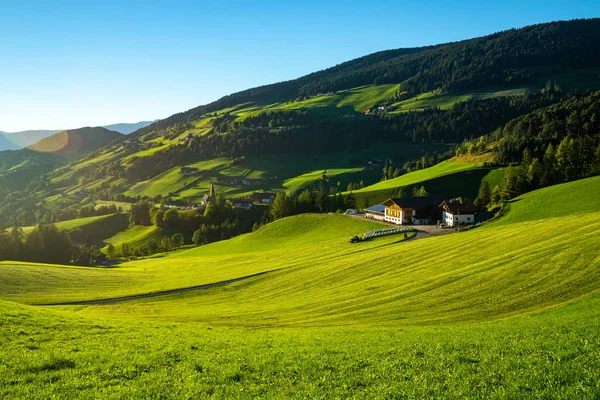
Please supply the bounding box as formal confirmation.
[0,0,598,132]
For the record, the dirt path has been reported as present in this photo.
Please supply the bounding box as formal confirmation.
[41,270,273,306]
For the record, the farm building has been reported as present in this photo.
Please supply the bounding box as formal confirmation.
[251,192,275,205]
[439,199,478,227]
[382,196,441,225]
[180,166,200,175]
[364,204,385,220]
[228,198,253,210]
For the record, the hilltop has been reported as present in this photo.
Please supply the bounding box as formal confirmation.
[0,127,123,191]
[26,127,122,156]
[0,121,155,152]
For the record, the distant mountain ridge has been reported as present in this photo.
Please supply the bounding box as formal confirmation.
[26,127,123,156]
[0,120,155,151]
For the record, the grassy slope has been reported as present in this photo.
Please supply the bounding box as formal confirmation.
[346,159,494,206]
[126,143,450,200]
[1,293,598,399]
[1,177,600,397]
[21,214,130,245]
[0,216,386,304]
[1,177,599,327]
[351,160,481,193]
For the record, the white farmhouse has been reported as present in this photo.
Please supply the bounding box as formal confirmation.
[439,199,478,227]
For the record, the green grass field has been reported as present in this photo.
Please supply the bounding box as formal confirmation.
[346,159,493,206]
[124,143,451,201]
[1,177,600,397]
[21,214,130,245]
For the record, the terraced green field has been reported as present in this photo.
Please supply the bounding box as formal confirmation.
[1,177,599,398]
[125,143,450,201]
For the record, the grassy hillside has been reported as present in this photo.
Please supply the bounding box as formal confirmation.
[27,127,122,156]
[21,213,129,245]
[1,177,599,324]
[1,177,600,398]
[1,291,599,398]
[346,159,494,206]
[123,143,450,201]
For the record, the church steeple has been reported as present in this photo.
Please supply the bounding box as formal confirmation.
[209,183,215,198]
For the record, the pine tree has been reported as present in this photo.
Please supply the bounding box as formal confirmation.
[593,144,600,175]
[412,186,429,197]
[499,166,518,201]
[270,192,292,220]
[106,244,115,259]
[540,144,556,186]
[527,158,543,188]
[475,180,491,208]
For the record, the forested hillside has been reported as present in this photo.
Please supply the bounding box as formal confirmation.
[135,18,600,134]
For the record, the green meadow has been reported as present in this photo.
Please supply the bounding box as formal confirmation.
[123,143,450,201]
[347,159,498,206]
[21,213,129,246]
[1,176,600,397]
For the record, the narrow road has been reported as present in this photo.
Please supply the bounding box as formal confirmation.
[41,270,273,306]
[349,214,454,239]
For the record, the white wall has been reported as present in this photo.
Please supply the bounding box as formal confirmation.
[443,211,474,227]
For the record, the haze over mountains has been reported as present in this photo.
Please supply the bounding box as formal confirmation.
[0,120,156,151]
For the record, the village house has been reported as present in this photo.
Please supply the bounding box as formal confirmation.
[180,166,200,175]
[251,192,275,205]
[382,196,441,225]
[364,204,385,221]
[439,199,478,227]
[367,158,383,166]
[228,198,253,210]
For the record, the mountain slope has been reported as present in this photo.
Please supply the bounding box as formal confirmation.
[0,127,124,190]
[26,127,123,156]
[0,129,62,151]
[133,18,600,136]
[0,121,153,151]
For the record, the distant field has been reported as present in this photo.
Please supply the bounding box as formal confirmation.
[102,225,160,249]
[388,86,534,113]
[20,213,130,246]
[21,214,109,234]
[125,143,451,201]
[231,84,401,118]
[95,200,133,212]
[346,159,493,206]
[351,160,482,193]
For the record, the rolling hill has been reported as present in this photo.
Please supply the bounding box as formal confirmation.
[0,127,124,190]
[26,127,122,156]
[0,176,599,397]
[0,121,154,151]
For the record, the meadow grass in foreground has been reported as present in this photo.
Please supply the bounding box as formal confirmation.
[1,291,599,399]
